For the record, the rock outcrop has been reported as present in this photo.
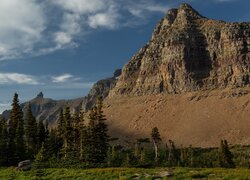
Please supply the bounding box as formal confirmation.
[109,3,250,97]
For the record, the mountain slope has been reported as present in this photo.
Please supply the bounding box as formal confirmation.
[104,3,250,147]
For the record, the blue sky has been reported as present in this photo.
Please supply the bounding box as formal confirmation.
[0,0,249,112]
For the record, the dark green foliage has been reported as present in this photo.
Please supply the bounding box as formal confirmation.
[62,106,73,159]
[37,120,46,150]
[168,140,179,166]
[33,143,46,169]
[84,97,110,164]
[25,103,38,156]
[0,117,8,165]
[7,93,26,165]
[219,140,235,168]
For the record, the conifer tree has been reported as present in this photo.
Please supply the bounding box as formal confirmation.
[85,106,98,163]
[219,140,235,168]
[34,143,46,169]
[168,140,178,166]
[8,93,25,164]
[151,127,161,162]
[0,117,8,165]
[46,129,59,159]
[84,97,110,164]
[62,107,73,159]
[57,109,64,139]
[95,97,110,163]
[25,103,37,156]
[37,120,46,150]
[72,110,80,158]
[78,108,86,161]
[57,109,64,153]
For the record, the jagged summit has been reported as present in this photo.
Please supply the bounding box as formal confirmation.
[162,4,205,28]
[36,92,44,99]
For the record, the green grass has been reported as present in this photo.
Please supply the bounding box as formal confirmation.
[0,167,250,179]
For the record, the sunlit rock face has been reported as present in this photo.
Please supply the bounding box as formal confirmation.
[110,3,250,97]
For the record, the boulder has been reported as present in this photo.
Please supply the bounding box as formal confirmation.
[17,160,32,171]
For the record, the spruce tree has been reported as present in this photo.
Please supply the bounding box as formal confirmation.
[219,140,235,168]
[62,107,73,159]
[78,108,86,161]
[37,120,46,150]
[57,109,64,139]
[72,110,80,158]
[168,140,178,166]
[57,109,64,154]
[25,103,37,156]
[84,97,110,164]
[0,117,8,165]
[95,97,110,163]
[8,93,25,164]
[85,106,98,163]
[151,127,161,162]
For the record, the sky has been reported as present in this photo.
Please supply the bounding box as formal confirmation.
[0,0,249,112]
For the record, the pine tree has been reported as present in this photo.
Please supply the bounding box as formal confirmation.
[45,129,59,159]
[0,117,8,165]
[95,97,110,163]
[37,120,46,150]
[56,109,64,155]
[219,140,235,168]
[168,140,178,166]
[62,107,73,159]
[78,108,86,161]
[8,93,25,164]
[34,143,46,169]
[85,106,98,163]
[151,127,161,162]
[25,103,37,156]
[57,109,64,139]
[72,110,80,158]
[84,97,110,164]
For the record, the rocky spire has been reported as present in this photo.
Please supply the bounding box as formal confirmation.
[36,92,44,99]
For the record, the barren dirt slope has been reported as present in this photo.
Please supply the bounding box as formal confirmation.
[104,88,250,147]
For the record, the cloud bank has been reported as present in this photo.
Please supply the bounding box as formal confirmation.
[0,0,169,60]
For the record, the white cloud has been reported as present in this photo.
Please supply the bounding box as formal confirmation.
[127,2,168,17]
[54,32,72,46]
[0,73,39,85]
[0,0,169,60]
[0,0,45,59]
[52,74,75,83]
[53,0,106,14]
[88,10,119,29]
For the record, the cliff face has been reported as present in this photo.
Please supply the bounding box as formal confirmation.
[110,4,250,96]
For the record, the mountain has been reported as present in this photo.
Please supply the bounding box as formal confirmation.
[2,4,250,147]
[104,4,250,147]
[110,3,250,96]
[1,70,121,126]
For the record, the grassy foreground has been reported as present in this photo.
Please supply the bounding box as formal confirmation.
[0,167,250,179]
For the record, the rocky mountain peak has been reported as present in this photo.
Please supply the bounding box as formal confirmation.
[109,4,250,97]
[178,3,203,18]
[36,92,44,99]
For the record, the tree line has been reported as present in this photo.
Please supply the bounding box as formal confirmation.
[0,93,241,169]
